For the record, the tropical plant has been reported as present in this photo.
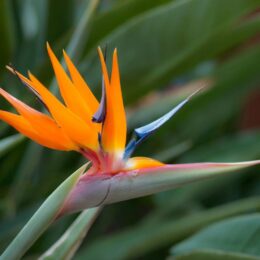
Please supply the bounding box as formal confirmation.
[0,0,259,259]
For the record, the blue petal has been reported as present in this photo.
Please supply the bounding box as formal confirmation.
[134,98,187,140]
[135,89,201,141]
[123,88,201,159]
[123,138,137,159]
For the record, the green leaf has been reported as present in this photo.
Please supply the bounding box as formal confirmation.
[81,0,259,101]
[153,141,192,162]
[171,214,260,257]
[153,130,260,209]
[0,134,24,158]
[76,197,260,260]
[50,0,100,93]
[181,131,260,162]
[65,0,100,64]
[0,164,87,260]
[0,0,15,77]
[40,207,102,260]
[0,204,38,252]
[84,0,172,53]
[46,0,74,43]
[168,249,260,260]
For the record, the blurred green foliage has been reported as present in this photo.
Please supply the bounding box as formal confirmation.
[0,0,259,259]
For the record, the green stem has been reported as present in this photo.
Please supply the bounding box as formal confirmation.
[40,207,102,260]
[0,165,86,260]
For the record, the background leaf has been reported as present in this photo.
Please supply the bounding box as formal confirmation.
[168,250,260,260]
[0,164,86,260]
[76,198,260,260]
[0,134,23,158]
[171,214,260,258]
[40,207,101,260]
[81,0,260,101]
[0,0,15,77]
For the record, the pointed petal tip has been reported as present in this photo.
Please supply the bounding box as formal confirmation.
[62,49,68,58]
[133,87,204,143]
[112,48,118,62]
[97,47,104,60]
[0,88,15,102]
[62,49,69,57]
[62,50,70,64]
[6,65,14,73]
[187,86,204,100]
[46,42,52,54]
[46,42,53,55]
[46,43,57,59]
[6,64,20,77]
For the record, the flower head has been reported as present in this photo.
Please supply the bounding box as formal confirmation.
[1,45,259,215]
[0,44,191,174]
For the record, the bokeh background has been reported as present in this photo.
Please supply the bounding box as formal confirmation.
[0,0,260,259]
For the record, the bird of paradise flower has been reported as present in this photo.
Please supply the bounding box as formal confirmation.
[0,44,259,215]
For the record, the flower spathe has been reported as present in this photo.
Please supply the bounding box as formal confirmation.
[0,44,259,215]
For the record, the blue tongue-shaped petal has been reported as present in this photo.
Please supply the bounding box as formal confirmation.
[124,88,202,159]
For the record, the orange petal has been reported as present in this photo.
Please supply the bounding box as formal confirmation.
[47,43,96,126]
[0,111,69,150]
[0,88,77,150]
[27,73,99,150]
[126,157,164,170]
[7,66,100,150]
[63,50,99,114]
[98,48,127,154]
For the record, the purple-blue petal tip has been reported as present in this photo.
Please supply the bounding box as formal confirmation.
[134,88,202,140]
[123,88,202,159]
